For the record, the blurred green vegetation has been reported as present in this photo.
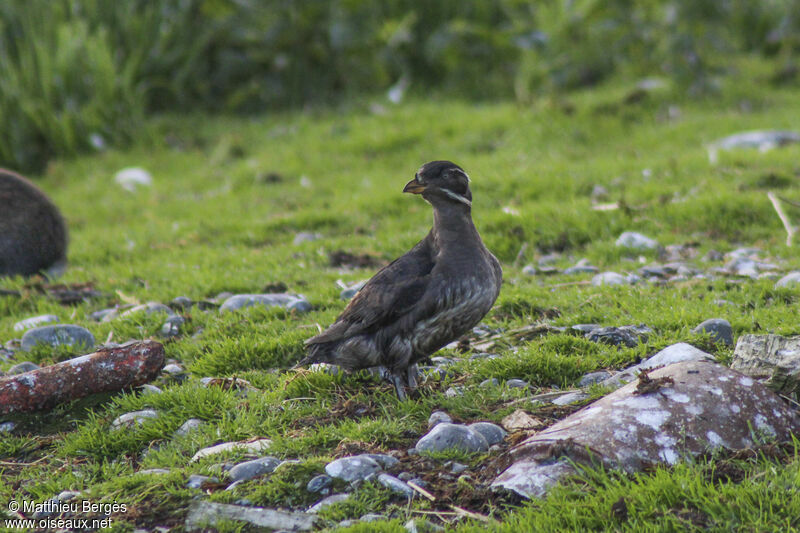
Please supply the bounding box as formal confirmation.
[1,0,799,172]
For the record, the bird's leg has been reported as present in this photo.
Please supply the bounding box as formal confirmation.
[406,364,419,390]
[389,372,408,401]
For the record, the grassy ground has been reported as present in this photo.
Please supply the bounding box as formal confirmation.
[2,57,800,531]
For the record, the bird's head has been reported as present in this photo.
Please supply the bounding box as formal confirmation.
[403,160,472,208]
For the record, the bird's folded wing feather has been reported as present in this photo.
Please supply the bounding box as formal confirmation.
[306,241,435,344]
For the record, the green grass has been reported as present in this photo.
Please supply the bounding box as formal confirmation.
[2,63,800,531]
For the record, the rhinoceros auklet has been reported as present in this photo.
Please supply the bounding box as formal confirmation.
[298,161,502,399]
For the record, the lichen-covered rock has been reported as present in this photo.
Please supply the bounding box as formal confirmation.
[731,334,800,395]
[325,455,382,483]
[494,361,800,499]
[415,423,489,453]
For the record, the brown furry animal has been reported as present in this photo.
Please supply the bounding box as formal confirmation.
[0,169,67,277]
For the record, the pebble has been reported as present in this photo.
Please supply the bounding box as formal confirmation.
[564,262,599,275]
[692,318,734,347]
[292,232,322,245]
[776,272,800,288]
[571,324,601,334]
[306,474,333,494]
[20,325,95,352]
[325,455,382,483]
[13,314,59,332]
[360,513,385,522]
[111,409,159,429]
[170,296,194,310]
[137,384,163,395]
[160,316,186,338]
[114,167,153,191]
[480,378,499,388]
[591,272,628,286]
[7,361,40,375]
[162,363,186,376]
[505,379,528,389]
[90,308,117,322]
[522,265,537,276]
[551,392,590,405]
[190,438,272,462]
[340,280,367,300]
[365,453,399,469]
[137,468,171,476]
[616,231,659,250]
[578,370,613,387]
[449,462,468,474]
[444,386,463,398]
[174,418,204,437]
[219,293,311,314]
[428,410,453,429]
[307,493,350,513]
[186,474,218,489]
[0,421,16,433]
[586,325,652,348]
[415,423,489,453]
[120,302,176,319]
[467,422,507,445]
[228,457,281,482]
[377,473,415,497]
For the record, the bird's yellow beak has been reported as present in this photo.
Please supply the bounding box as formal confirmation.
[403,179,426,194]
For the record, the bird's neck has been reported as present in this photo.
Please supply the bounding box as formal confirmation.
[431,203,478,247]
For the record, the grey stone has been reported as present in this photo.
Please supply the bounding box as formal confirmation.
[293,232,322,245]
[776,272,800,288]
[160,316,185,338]
[287,298,312,313]
[325,455,382,483]
[450,462,468,474]
[20,325,95,352]
[170,296,194,310]
[360,513,385,522]
[378,473,415,497]
[13,314,59,332]
[692,318,734,347]
[186,474,218,489]
[551,392,590,406]
[219,293,310,314]
[185,501,316,531]
[190,439,272,462]
[592,272,628,286]
[522,265,537,276]
[506,379,528,389]
[563,264,599,275]
[494,361,800,499]
[307,493,351,513]
[7,361,40,375]
[640,342,714,370]
[415,423,489,453]
[578,371,613,387]
[731,334,800,394]
[616,231,659,250]
[174,418,204,437]
[586,325,652,348]
[90,308,117,322]
[365,453,399,469]
[137,468,171,475]
[444,386,463,398]
[428,410,453,429]
[707,130,800,163]
[228,457,281,482]
[340,280,367,300]
[571,324,601,334]
[307,474,333,493]
[115,167,152,192]
[162,363,185,376]
[468,422,507,445]
[112,409,159,429]
[480,378,500,388]
[137,384,163,395]
[0,421,16,433]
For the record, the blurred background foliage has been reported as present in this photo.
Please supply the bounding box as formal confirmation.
[1,0,799,172]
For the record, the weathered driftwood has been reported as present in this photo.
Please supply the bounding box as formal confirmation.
[0,340,164,414]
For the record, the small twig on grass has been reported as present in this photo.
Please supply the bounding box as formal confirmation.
[407,480,436,501]
[767,191,795,246]
[449,505,490,522]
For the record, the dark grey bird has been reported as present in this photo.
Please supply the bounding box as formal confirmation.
[298,161,502,399]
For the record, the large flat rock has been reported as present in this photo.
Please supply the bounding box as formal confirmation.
[493,361,800,499]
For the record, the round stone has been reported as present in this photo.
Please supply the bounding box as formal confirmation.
[20,325,95,352]
[467,422,507,446]
[692,318,734,347]
[325,455,382,483]
[415,423,489,454]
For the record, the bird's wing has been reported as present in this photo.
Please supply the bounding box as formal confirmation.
[306,239,435,345]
